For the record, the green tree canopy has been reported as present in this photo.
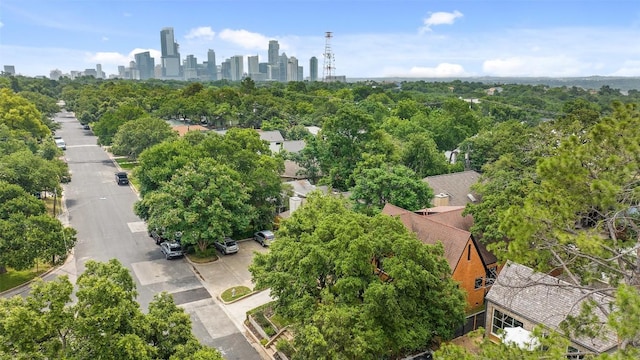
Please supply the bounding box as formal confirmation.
[250,194,465,359]
[0,259,223,359]
[135,128,283,231]
[0,181,76,272]
[92,104,146,145]
[350,160,434,213]
[110,116,178,160]
[0,88,50,139]
[136,158,253,253]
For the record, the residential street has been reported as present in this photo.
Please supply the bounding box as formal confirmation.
[2,111,273,360]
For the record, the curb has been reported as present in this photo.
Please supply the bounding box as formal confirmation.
[0,251,73,297]
[218,288,266,305]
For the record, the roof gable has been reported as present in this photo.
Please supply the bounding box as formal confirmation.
[486,262,617,353]
[258,130,284,143]
[382,203,472,271]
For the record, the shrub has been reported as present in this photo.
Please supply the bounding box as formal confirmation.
[276,339,295,357]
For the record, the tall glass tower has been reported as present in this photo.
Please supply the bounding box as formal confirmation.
[160,27,181,78]
[135,51,155,80]
[207,49,217,80]
[309,56,318,81]
[268,40,280,65]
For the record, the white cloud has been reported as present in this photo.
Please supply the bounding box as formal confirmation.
[482,56,591,77]
[420,10,463,33]
[384,63,467,77]
[185,26,215,41]
[86,51,130,65]
[128,48,161,62]
[611,61,640,76]
[85,48,161,67]
[218,29,269,50]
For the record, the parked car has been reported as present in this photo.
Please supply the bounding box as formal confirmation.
[149,228,182,245]
[83,124,91,130]
[254,230,275,247]
[160,241,184,259]
[214,237,239,255]
[115,172,129,185]
[149,228,168,245]
[55,138,66,150]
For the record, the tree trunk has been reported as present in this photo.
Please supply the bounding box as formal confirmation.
[0,265,6,275]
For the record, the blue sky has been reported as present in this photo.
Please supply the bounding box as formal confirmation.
[1,0,640,78]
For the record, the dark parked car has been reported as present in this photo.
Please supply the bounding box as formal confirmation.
[214,237,239,255]
[83,124,91,130]
[160,241,184,259]
[115,172,129,185]
[149,228,167,245]
[254,230,275,247]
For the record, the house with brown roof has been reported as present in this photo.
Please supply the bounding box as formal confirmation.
[423,170,481,206]
[382,203,498,310]
[485,262,618,356]
[171,124,209,137]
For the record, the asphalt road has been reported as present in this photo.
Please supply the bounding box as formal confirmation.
[51,111,261,360]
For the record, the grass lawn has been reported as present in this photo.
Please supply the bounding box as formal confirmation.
[0,263,53,293]
[186,251,218,264]
[114,157,138,170]
[221,286,252,302]
[43,194,63,216]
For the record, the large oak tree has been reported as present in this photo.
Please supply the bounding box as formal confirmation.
[250,194,465,359]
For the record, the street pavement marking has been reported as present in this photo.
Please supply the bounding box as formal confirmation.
[132,260,195,286]
[128,221,147,233]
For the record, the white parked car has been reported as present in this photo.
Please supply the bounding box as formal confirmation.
[55,138,66,150]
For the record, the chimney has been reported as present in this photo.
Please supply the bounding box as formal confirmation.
[433,193,450,207]
[289,196,302,214]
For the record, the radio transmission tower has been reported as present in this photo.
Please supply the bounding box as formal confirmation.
[323,31,335,82]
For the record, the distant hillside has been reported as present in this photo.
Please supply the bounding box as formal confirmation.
[348,76,640,92]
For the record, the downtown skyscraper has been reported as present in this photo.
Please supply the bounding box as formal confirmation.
[160,27,181,78]
[135,51,155,80]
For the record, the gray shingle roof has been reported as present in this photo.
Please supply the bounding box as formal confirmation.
[258,130,284,142]
[486,262,618,353]
[423,170,481,206]
[282,140,306,153]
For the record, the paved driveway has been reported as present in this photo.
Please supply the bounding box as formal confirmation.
[187,239,275,357]
[194,239,269,295]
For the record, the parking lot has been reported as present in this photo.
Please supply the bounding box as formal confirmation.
[191,238,269,296]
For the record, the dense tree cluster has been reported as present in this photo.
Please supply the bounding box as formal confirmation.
[134,128,284,253]
[250,194,466,359]
[0,87,74,274]
[0,259,223,360]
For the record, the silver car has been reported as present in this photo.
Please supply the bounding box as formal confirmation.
[160,241,183,259]
[254,230,275,247]
[214,237,239,255]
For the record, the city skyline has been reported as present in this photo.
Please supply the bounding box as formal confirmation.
[1,0,640,78]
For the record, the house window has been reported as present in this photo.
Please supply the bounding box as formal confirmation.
[467,244,471,261]
[491,309,524,336]
[474,277,483,289]
[567,346,585,359]
[485,267,498,286]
